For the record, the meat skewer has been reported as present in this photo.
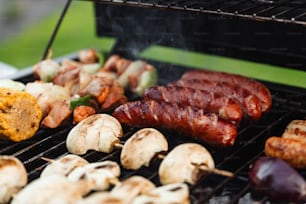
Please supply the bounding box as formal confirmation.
[112,100,238,147]
[144,85,243,124]
[181,69,272,113]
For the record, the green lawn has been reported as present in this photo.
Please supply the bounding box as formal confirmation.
[0,1,115,69]
[1,1,306,88]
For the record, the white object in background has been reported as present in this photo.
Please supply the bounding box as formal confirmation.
[0,62,18,78]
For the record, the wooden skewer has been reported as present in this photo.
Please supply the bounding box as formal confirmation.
[191,162,234,178]
[41,157,55,163]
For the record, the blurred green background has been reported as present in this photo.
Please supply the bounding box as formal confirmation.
[0,0,306,88]
[0,1,115,70]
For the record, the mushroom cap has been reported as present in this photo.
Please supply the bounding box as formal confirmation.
[68,160,121,191]
[40,154,89,177]
[120,128,168,170]
[0,156,27,203]
[159,143,215,185]
[78,192,124,204]
[11,175,89,204]
[133,183,190,204]
[110,176,156,203]
[66,114,123,155]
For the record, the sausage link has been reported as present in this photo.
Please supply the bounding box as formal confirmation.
[265,136,306,169]
[144,85,243,124]
[112,100,238,147]
[172,79,262,121]
[181,70,272,113]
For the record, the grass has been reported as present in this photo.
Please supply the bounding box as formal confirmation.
[1,1,305,88]
[0,1,115,69]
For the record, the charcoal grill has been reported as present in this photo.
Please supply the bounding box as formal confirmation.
[5,0,306,203]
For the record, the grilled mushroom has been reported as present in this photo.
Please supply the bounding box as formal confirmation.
[11,175,90,204]
[66,114,123,155]
[79,192,125,204]
[158,143,215,185]
[0,156,27,204]
[68,160,121,191]
[120,128,168,170]
[133,183,190,204]
[40,154,89,177]
[110,176,156,204]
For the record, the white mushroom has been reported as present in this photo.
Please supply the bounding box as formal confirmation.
[40,154,89,178]
[133,183,190,204]
[66,114,123,155]
[68,160,121,191]
[0,156,27,204]
[11,175,90,204]
[158,143,215,185]
[120,128,168,170]
[110,176,156,204]
[78,192,125,204]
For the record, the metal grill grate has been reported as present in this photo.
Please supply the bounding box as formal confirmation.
[88,0,306,25]
[6,61,306,204]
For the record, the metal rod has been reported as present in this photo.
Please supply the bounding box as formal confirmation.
[41,0,73,60]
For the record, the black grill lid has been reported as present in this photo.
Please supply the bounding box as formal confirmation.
[91,0,306,26]
[93,0,306,71]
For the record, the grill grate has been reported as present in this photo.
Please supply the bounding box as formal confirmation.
[87,0,306,25]
[7,61,306,203]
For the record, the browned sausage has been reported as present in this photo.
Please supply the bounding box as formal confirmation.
[172,79,262,121]
[181,70,272,113]
[143,85,243,124]
[112,100,238,147]
[265,136,306,169]
[282,120,306,144]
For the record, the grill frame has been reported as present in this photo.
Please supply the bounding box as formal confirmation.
[7,55,306,203]
[6,0,306,203]
[89,0,306,26]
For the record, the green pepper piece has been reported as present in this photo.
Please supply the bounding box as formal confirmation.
[70,95,91,110]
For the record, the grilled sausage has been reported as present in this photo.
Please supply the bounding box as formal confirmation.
[172,79,262,121]
[144,85,243,124]
[282,120,306,144]
[112,100,238,147]
[265,136,306,169]
[181,70,272,113]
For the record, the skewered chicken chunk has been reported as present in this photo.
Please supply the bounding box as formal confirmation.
[133,183,190,204]
[0,156,27,204]
[120,128,168,170]
[68,160,121,191]
[159,143,215,185]
[110,176,156,204]
[25,81,70,117]
[11,175,90,204]
[40,154,89,177]
[66,114,123,155]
